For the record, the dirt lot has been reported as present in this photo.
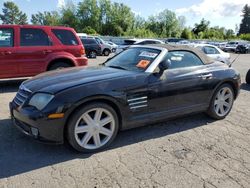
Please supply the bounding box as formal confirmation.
[0,54,250,188]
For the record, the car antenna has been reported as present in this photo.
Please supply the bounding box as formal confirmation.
[229,54,240,67]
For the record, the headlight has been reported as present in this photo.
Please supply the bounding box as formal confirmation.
[29,93,54,110]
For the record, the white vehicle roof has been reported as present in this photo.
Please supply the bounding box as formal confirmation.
[193,43,220,48]
[134,39,164,44]
[77,33,87,37]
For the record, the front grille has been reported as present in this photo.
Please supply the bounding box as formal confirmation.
[13,85,32,106]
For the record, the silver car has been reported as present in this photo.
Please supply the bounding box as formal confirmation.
[194,44,231,66]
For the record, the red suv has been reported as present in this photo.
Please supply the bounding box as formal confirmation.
[0,25,88,79]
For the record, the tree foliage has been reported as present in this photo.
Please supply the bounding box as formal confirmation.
[0,0,244,40]
[0,1,28,24]
[239,4,250,34]
[31,11,61,26]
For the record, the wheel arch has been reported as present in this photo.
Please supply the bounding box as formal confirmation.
[47,58,75,71]
[212,80,239,100]
[64,95,123,140]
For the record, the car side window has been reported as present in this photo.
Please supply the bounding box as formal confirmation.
[20,28,51,46]
[52,29,79,46]
[0,28,14,47]
[203,46,219,54]
[165,51,204,69]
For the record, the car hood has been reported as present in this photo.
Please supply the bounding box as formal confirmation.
[23,66,135,94]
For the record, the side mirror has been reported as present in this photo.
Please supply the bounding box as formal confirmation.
[159,59,171,70]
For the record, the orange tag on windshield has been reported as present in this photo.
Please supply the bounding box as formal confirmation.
[136,60,150,69]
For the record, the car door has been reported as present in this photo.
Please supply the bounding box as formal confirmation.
[0,27,18,79]
[16,27,53,76]
[147,50,214,119]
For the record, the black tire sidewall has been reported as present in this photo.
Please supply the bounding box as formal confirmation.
[49,62,71,71]
[89,51,97,58]
[103,49,110,56]
[246,70,250,84]
[67,102,119,153]
[207,84,234,120]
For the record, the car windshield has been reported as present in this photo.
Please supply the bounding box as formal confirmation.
[105,47,161,72]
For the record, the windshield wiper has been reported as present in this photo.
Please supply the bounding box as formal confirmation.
[107,65,127,70]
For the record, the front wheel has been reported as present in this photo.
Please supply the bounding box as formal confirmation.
[246,69,250,84]
[67,103,119,153]
[103,49,111,56]
[207,84,234,119]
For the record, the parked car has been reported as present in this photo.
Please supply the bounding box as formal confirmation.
[246,69,250,84]
[81,38,102,58]
[116,39,164,54]
[194,44,231,65]
[236,43,249,54]
[105,41,118,52]
[165,38,185,44]
[10,44,241,152]
[223,41,240,52]
[0,25,87,79]
[90,36,112,56]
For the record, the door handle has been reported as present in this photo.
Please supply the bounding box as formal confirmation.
[199,73,213,80]
[1,51,12,55]
[43,50,52,54]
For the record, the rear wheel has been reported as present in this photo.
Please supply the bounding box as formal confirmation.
[88,51,97,59]
[246,69,250,84]
[48,62,71,71]
[67,103,119,153]
[207,84,234,119]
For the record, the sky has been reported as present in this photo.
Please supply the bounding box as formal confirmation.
[0,0,248,31]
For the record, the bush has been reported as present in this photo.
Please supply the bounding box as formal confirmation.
[239,34,250,41]
[82,26,97,35]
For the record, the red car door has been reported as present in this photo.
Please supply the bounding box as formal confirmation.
[16,27,53,77]
[0,27,19,79]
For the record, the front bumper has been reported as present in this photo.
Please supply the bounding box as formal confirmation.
[9,102,65,144]
[75,56,88,66]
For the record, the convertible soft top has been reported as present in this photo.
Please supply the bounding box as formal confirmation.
[151,44,213,64]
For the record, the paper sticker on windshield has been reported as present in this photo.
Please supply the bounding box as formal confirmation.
[136,60,150,69]
[139,51,158,58]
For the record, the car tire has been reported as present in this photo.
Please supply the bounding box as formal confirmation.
[207,84,234,120]
[246,69,250,84]
[67,102,119,153]
[103,49,111,56]
[88,51,97,59]
[48,62,71,71]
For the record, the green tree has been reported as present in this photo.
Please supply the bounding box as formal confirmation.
[31,11,61,26]
[192,18,210,36]
[225,29,235,39]
[77,0,101,33]
[147,9,182,38]
[82,26,97,34]
[239,4,250,34]
[181,28,192,39]
[60,1,79,29]
[239,33,250,41]
[0,1,28,24]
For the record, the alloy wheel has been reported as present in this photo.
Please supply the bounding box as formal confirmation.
[74,108,115,150]
[214,87,233,117]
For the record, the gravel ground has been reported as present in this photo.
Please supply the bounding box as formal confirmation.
[0,54,249,188]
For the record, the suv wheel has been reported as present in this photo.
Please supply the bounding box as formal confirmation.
[67,103,119,153]
[88,51,97,59]
[207,84,234,119]
[48,62,71,71]
[246,69,250,84]
[103,49,111,56]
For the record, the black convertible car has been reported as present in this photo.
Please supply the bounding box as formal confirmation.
[10,44,241,152]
